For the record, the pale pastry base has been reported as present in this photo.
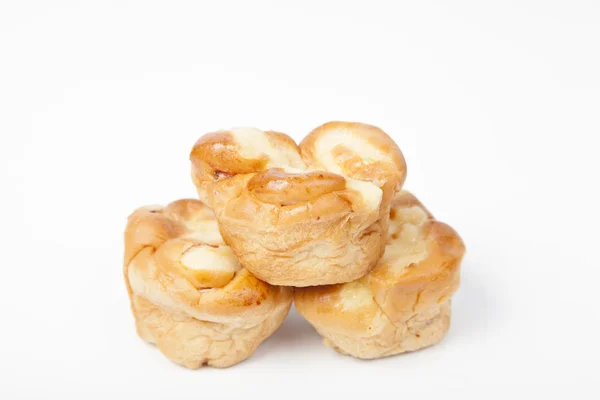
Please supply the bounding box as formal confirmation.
[318,301,451,360]
[131,295,291,368]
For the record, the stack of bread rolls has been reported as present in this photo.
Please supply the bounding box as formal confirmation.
[123,121,465,368]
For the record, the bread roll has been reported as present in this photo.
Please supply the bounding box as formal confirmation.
[123,199,293,368]
[294,191,465,359]
[189,122,406,286]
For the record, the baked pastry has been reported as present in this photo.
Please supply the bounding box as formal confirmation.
[123,199,293,368]
[294,191,465,359]
[189,121,407,286]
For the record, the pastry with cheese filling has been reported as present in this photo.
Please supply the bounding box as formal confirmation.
[123,199,293,368]
[189,122,407,286]
[294,191,465,359]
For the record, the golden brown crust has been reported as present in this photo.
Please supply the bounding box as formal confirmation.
[294,190,465,359]
[123,198,293,368]
[264,130,300,152]
[369,219,463,325]
[131,293,290,368]
[190,129,303,208]
[247,168,346,206]
[189,122,407,286]
[388,191,434,219]
[190,131,268,175]
[319,301,451,359]
[300,121,407,193]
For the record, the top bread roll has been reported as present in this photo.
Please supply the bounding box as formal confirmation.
[189,121,406,287]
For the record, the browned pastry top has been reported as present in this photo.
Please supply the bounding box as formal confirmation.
[124,199,291,323]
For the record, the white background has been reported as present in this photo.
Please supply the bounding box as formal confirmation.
[1,1,599,398]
